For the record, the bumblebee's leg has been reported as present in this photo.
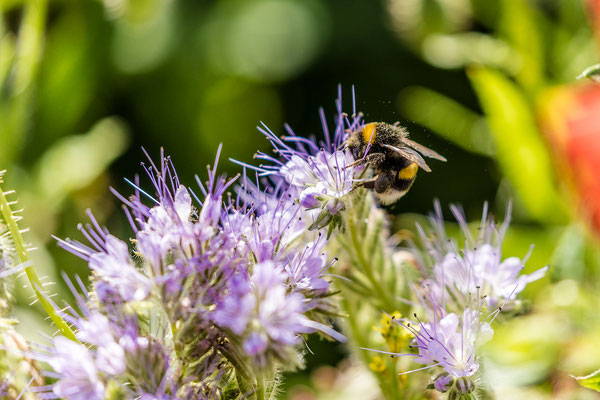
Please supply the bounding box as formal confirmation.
[346,158,366,168]
[356,176,377,189]
[346,153,385,169]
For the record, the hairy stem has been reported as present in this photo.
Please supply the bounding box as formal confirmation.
[0,184,78,342]
[255,376,265,400]
[347,215,395,312]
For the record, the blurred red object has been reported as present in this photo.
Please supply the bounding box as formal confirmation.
[540,83,600,236]
[587,0,600,44]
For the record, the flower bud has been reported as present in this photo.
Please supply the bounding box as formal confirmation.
[455,376,475,394]
[299,189,321,209]
[433,373,453,393]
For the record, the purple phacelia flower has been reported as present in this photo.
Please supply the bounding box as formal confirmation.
[418,201,548,310]
[233,86,364,229]
[88,147,241,316]
[298,188,321,209]
[88,235,152,303]
[251,261,311,345]
[365,201,546,389]
[365,308,492,382]
[32,275,165,400]
[284,237,332,294]
[211,275,254,335]
[433,243,548,309]
[243,331,268,356]
[76,312,126,376]
[212,261,307,348]
[409,309,492,378]
[213,260,344,363]
[48,337,105,400]
[250,207,304,263]
[279,150,356,208]
[52,139,346,391]
[145,184,193,233]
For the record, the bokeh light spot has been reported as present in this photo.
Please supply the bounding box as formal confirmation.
[204,0,329,82]
[551,279,579,307]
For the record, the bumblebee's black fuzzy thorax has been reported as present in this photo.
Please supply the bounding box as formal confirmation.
[374,122,407,144]
[352,122,407,155]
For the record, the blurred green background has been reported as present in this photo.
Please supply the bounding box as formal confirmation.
[3,0,600,398]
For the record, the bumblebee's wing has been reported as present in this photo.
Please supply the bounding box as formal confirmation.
[402,138,447,162]
[382,144,432,172]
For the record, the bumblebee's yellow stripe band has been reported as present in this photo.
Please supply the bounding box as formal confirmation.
[398,163,418,180]
[361,123,377,144]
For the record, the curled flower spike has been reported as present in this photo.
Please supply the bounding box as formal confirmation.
[237,173,341,302]
[46,146,346,398]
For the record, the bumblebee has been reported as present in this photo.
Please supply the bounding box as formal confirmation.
[345,122,446,204]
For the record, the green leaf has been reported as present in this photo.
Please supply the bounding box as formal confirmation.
[420,32,519,73]
[550,224,586,281]
[36,7,102,143]
[399,85,494,156]
[0,30,15,88]
[34,117,130,209]
[468,66,568,223]
[575,368,600,392]
[499,0,545,93]
[0,0,48,165]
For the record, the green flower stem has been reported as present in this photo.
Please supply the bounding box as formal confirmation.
[170,321,177,340]
[389,355,400,400]
[255,376,265,400]
[331,191,410,399]
[347,218,395,312]
[341,297,397,400]
[0,185,78,342]
[219,341,253,385]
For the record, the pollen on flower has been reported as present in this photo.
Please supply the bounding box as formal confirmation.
[375,311,411,354]
[369,355,387,373]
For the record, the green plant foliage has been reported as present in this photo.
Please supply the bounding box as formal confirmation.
[575,369,600,392]
[467,67,567,223]
[399,85,494,156]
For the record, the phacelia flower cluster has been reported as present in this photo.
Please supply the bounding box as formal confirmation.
[43,141,346,399]
[381,202,548,397]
